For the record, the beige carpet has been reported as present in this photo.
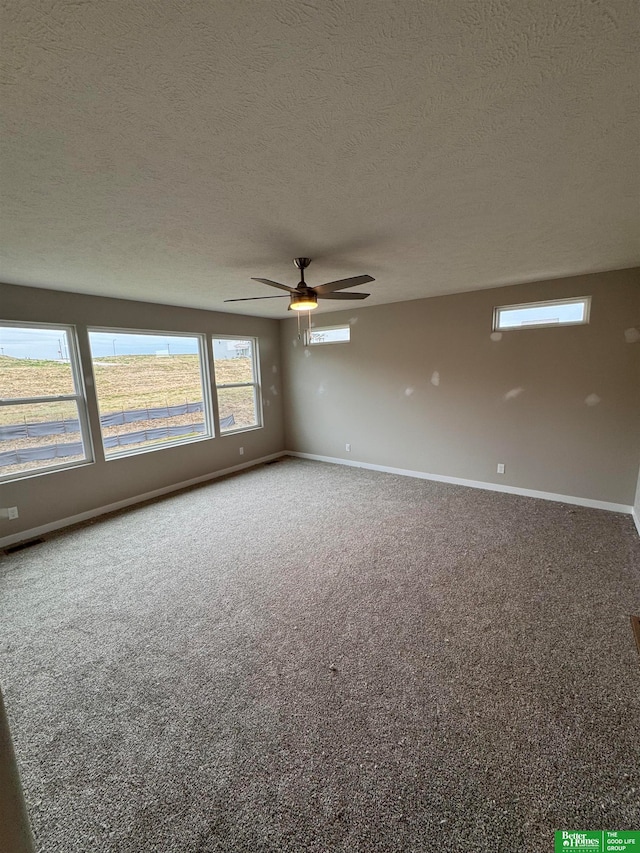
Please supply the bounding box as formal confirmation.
[1,457,639,852]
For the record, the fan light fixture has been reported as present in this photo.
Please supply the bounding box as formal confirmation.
[289,292,318,311]
[223,258,374,319]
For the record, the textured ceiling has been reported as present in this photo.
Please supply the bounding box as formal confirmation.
[1,0,638,317]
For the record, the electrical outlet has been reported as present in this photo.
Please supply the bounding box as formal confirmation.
[7,506,19,520]
[345,443,351,452]
[239,447,244,456]
[497,463,505,474]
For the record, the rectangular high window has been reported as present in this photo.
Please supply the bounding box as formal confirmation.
[0,322,93,481]
[213,337,261,433]
[88,329,211,458]
[493,297,591,331]
[305,324,351,345]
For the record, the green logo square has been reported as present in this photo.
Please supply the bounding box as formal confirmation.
[555,831,603,851]
[555,831,640,852]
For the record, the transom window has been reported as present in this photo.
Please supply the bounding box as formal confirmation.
[88,329,212,458]
[493,297,591,331]
[305,324,351,345]
[213,337,261,433]
[0,322,93,481]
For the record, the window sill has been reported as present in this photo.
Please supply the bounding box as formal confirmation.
[0,458,94,485]
[219,424,263,437]
[103,432,214,462]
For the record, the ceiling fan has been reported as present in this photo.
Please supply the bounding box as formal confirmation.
[224,258,374,311]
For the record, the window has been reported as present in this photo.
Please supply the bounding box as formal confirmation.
[305,324,351,345]
[0,322,92,481]
[88,329,211,458]
[493,297,591,331]
[213,337,261,433]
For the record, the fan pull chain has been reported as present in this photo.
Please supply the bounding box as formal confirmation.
[297,311,301,340]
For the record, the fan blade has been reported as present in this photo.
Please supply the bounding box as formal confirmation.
[251,278,295,292]
[318,291,370,300]
[314,275,374,295]
[224,296,289,302]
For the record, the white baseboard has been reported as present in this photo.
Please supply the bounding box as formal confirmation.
[3,450,636,550]
[286,451,634,516]
[0,452,287,550]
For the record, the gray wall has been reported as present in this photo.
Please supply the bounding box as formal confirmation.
[2,269,638,542]
[0,283,285,540]
[281,268,640,506]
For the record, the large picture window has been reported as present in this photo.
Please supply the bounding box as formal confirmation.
[213,337,261,433]
[0,322,92,481]
[88,329,211,458]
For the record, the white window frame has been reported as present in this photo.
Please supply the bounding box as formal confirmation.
[304,324,351,346]
[0,320,94,483]
[493,297,591,331]
[213,335,262,434]
[88,327,213,460]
